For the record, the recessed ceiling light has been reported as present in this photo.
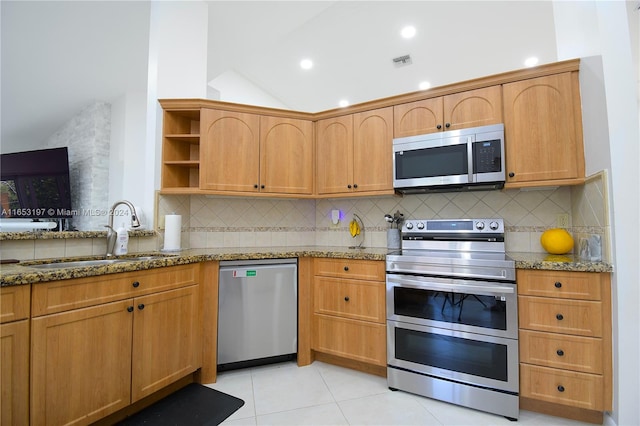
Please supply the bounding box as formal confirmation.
[300,59,313,70]
[338,99,349,107]
[401,26,416,39]
[524,57,539,67]
[419,81,431,90]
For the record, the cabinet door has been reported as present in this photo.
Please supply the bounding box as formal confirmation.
[260,116,314,194]
[131,285,201,402]
[393,97,444,137]
[503,73,584,185]
[352,107,394,193]
[1,320,29,426]
[316,115,353,194]
[31,300,133,426]
[444,85,503,130]
[200,109,260,192]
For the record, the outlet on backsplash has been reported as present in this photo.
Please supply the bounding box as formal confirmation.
[556,213,569,228]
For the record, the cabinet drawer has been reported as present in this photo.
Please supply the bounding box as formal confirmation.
[32,264,199,316]
[518,296,602,337]
[314,277,385,323]
[517,270,602,300]
[520,330,602,374]
[520,364,604,411]
[314,258,385,281]
[1,285,30,323]
[312,314,386,366]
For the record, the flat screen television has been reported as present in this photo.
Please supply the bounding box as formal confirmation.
[1,147,74,219]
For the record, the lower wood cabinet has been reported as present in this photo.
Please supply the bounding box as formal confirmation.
[517,269,611,423]
[311,259,386,368]
[1,284,31,426]
[29,264,201,426]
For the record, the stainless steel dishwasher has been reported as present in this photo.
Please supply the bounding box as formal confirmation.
[217,258,297,370]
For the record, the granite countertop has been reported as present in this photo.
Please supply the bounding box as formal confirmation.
[0,247,612,287]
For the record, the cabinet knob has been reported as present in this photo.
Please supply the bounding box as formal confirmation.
[445,122,451,128]
[347,184,352,189]
[556,313,564,320]
[508,172,515,178]
[436,124,442,130]
[127,306,134,313]
[557,349,565,356]
[261,185,265,189]
[554,281,562,288]
[138,303,145,310]
[344,266,349,271]
[254,184,259,189]
[344,296,350,302]
[557,385,565,393]
[132,281,140,288]
[353,184,358,189]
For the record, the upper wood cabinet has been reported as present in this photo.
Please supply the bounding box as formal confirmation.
[260,116,314,195]
[394,86,503,138]
[200,109,313,195]
[161,108,201,192]
[503,72,585,188]
[316,107,394,196]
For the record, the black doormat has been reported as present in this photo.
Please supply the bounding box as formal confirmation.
[117,383,245,426]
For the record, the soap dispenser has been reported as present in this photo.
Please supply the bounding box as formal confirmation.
[114,223,129,255]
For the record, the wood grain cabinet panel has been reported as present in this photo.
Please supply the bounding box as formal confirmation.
[517,270,611,422]
[503,72,585,188]
[311,259,386,369]
[1,319,30,426]
[1,284,30,323]
[393,86,502,137]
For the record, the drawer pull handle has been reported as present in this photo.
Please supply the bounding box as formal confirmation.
[138,303,145,310]
[127,306,134,313]
[344,266,349,271]
[556,313,564,320]
[554,281,562,288]
[132,281,140,288]
[557,385,565,392]
[556,349,564,356]
[344,296,350,302]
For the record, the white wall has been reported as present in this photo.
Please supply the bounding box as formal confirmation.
[208,69,289,109]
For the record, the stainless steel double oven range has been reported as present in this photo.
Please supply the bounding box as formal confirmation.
[386,218,519,420]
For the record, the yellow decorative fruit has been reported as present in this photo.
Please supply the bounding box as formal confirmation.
[540,228,574,254]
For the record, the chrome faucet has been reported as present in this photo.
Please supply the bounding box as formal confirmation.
[105,200,141,257]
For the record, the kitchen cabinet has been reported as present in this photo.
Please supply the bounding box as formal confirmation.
[517,269,611,424]
[393,86,503,137]
[1,285,30,426]
[200,109,313,195]
[160,107,201,192]
[311,258,386,369]
[30,264,201,426]
[316,107,394,196]
[503,72,585,188]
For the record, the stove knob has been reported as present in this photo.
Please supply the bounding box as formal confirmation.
[475,222,485,230]
[489,221,500,231]
[417,222,425,230]
[406,223,414,230]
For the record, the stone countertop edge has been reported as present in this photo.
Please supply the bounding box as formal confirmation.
[1,247,612,287]
[0,229,157,240]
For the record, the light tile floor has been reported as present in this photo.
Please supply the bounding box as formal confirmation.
[206,361,594,426]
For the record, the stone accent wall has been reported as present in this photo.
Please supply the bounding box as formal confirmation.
[45,102,111,231]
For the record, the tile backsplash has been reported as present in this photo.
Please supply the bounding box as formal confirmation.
[155,183,604,254]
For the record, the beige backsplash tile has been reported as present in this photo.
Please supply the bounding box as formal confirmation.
[0,240,36,261]
[34,239,66,259]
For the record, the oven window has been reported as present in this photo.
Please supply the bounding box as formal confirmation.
[395,327,508,381]
[395,144,468,179]
[394,287,507,330]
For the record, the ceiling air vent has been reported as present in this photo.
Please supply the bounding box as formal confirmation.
[392,54,412,67]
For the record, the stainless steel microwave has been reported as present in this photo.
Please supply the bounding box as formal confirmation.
[393,123,505,193]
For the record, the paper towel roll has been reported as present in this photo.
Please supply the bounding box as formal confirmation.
[163,214,182,251]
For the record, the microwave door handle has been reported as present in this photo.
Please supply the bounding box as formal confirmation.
[467,137,474,182]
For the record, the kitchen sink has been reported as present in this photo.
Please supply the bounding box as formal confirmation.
[24,254,175,269]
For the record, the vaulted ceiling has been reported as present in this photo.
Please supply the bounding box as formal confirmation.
[1,1,558,152]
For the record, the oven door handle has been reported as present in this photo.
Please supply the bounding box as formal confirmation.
[389,276,514,296]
